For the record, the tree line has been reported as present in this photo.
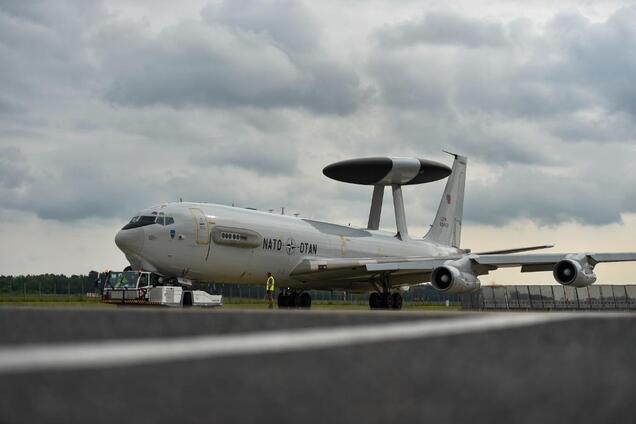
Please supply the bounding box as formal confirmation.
[0,274,92,296]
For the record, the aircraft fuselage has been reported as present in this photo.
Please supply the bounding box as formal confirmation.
[115,202,459,291]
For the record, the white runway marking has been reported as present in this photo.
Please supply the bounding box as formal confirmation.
[0,313,600,375]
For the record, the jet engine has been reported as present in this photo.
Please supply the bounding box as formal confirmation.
[553,257,597,287]
[431,265,481,294]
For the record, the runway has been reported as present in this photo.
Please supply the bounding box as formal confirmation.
[0,307,634,424]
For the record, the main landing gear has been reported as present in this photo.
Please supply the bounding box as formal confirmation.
[369,274,403,310]
[368,292,403,310]
[277,291,312,309]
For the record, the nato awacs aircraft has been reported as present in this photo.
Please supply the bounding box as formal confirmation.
[115,153,636,309]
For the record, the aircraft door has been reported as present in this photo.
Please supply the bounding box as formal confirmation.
[189,208,210,245]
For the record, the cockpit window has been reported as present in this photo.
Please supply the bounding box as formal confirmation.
[154,214,175,226]
[122,215,157,230]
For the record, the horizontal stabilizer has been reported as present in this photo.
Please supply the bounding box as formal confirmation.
[474,245,555,255]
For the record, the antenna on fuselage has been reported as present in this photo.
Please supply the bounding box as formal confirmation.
[322,156,452,240]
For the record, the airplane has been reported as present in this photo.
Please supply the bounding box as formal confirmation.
[114,153,636,309]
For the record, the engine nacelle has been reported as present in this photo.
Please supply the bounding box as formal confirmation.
[431,265,481,294]
[553,258,597,287]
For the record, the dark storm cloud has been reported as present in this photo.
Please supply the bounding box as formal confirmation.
[102,1,369,115]
[376,11,509,48]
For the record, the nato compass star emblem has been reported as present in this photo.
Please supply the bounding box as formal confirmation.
[286,238,297,255]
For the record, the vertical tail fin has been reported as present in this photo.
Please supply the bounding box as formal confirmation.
[424,153,467,248]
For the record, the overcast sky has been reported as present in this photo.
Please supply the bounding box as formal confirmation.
[1,0,636,283]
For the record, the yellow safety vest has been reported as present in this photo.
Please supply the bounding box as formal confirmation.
[266,276,275,291]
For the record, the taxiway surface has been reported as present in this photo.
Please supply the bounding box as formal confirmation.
[0,307,634,424]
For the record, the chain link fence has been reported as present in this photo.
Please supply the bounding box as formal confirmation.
[462,285,636,310]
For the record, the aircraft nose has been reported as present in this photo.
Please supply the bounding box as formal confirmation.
[115,228,144,255]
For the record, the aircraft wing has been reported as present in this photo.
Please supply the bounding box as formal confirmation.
[290,256,454,282]
[470,252,636,272]
[291,252,636,284]
[370,252,636,274]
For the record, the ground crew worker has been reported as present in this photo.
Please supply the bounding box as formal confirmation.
[265,272,275,309]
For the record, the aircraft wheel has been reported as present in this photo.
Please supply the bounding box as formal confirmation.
[369,292,380,309]
[391,293,403,310]
[277,292,288,308]
[299,292,312,308]
[379,292,392,309]
[288,292,299,308]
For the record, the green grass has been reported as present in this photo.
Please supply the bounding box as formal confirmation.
[0,295,461,311]
[0,295,104,306]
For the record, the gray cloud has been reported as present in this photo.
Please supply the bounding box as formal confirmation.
[367,56,450,109]
[466,168,623,227]
[201,0,319,52]
[102,2,369,115]
[544,8,636,117]
[1,0,636,231]
[189,137,298,176]
[372,8,636,124]
[0,1,103,102]
[0,147,32,189]
[376,11,509,49]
